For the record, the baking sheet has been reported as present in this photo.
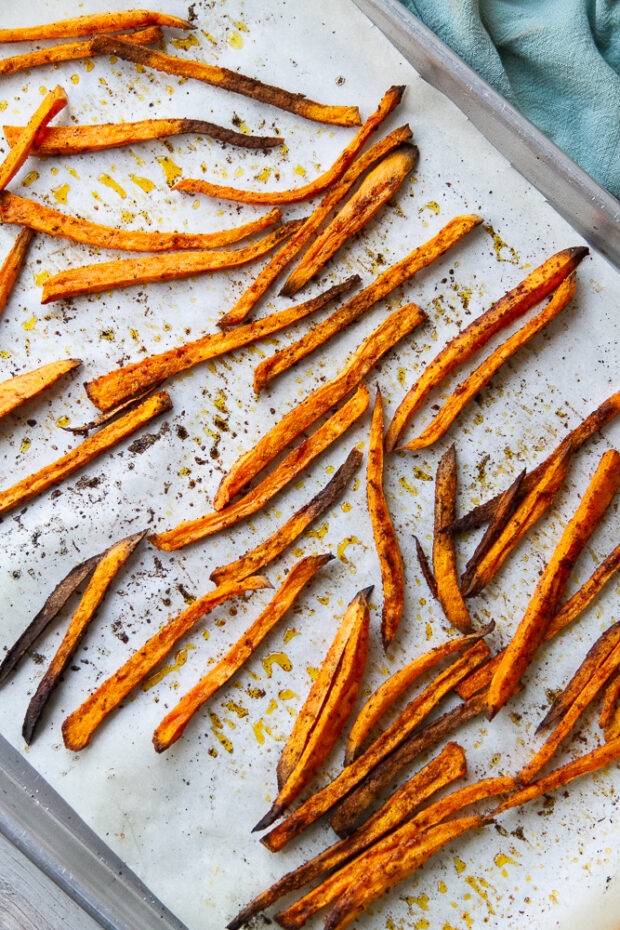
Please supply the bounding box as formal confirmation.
[0,1,619,928]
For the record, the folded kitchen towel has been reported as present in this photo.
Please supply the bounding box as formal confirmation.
[400,0,620,198]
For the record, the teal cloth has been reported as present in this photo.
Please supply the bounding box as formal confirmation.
[401,0,620,198]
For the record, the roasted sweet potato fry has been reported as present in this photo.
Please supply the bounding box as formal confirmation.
[487,449,620,719]
[175,85,405,205]
[41,220,302,303]
[0,228,34,320]
[254,214,482,393]
[0,10,192,41]
[402,274,577,451]
[604,703,620,742]
[219,125,413,326]
[255,588,370,830]
[61,574,270,751]
[90,36,361,127]
[0,390,172,517]
[152,554,332,753]
[367,389,405,650]
[22,531,144,744]
[0,358,80,420]
[413,534,438,598]
[600,670,620,734]
[209,448,362,585]
[4,118,283,156]
[280,145,419,297]
[385,246,589,451]
[433,444,473,633]
[86,277,359,412]
[0,86,67,191]
[215,301,426,510]
[61,389,159,436]
[0,193,282,253]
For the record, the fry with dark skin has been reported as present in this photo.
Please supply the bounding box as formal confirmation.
[151,555,332,753]
[0,359,81,420]
[0,10,193,41]
[254,214,482,393]
[280,144,419,297]
[433,444,473,633]
[0,86,67,191]
[86,276,360,412]
[384,246,589,452]
[0,228,34,320]
[90,36,361,127]
[22,532,144,744]
[175,85,405,205]
[61,389,159,436]
[413,534,438,598]
[600,671,620,734]
[209,448,363,585]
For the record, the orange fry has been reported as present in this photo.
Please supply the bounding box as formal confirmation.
[0,228,34,320]
[209,448,362,585]
[402,273,577,451]
[433,444,473,633]
[0,358,81,420]
[61,574,270,751]
[385,246,589,451]
[0,86,67,191]
[604,702,620,742]
[0,390,172,517]
[41,219,302,303]
[600,671,620,733]
[152,554,332,753]
[0,10,192,41]
[175,85,405,205]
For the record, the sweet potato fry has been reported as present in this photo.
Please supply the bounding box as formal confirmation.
[22,531,144,744]
[0,86,67,191]
[0,228,34,320]
[86,276,359,412]
[90,36,361,127]
[433,444,473,633]
[253,214,482,393]
[402,273,577,451]
[209,448,362,585]
[604,703,620,742]
[41,219,302,303]
[0,390,172,517]
[367,389,405,650]
[152,554,332,753]
[61,574,270,751]
[255,587,370,830]
[0,192,282,253]
[280,145,418,298]
[219,125,413,326]
[0,358,80,420]
[384,246,589,452]
[175,85,404,205]
[226,743,465,930]
[0,10,192,41]
[0,27,161,78]
[487,449,620,719]
[412,534,438,597]
[600,670,620,734]
[215,301,426,510]
[61,389,158,435]
[151,386,369,550]
[4,118,283,156]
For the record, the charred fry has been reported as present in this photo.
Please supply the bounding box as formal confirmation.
[60,389,159,435]
[0,358,80,420]
[433,444,473,633]
[0,86,67,191]
[413,534,438,598]
[0,228,34,320]
[0,10,192,41]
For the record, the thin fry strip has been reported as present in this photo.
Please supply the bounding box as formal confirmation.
[61,388,158,435]
[385,246,589,452]
[41,220,302,303]
[86,276,359,412]
[219,124,413,327]
[226,743,465,930]
[0,390,172,517]
[0,86,67,191]
[402,274,577,451]
[604,703,620,742]
[367,389,405,651]
[4,119,283,155]
[61,575,270,751]
[22,531,144,744]
[175,85,404,205]
[261,641,489,851]
[90,36,361,127]
[0,358,80,420]
[0,10,192,41]
[0,228,34,320]
[210,449,363,585]
[600,671,620,732]
[0,27,162,78]
[487,449,620,719]
[280,144,419,297]
[150,386,369,551]
[413,534,438,598]
[254,214,482,394]
[152,554,332,753]
[0,192,282,253]
[215,301,426,510]
[433,444,473,633]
